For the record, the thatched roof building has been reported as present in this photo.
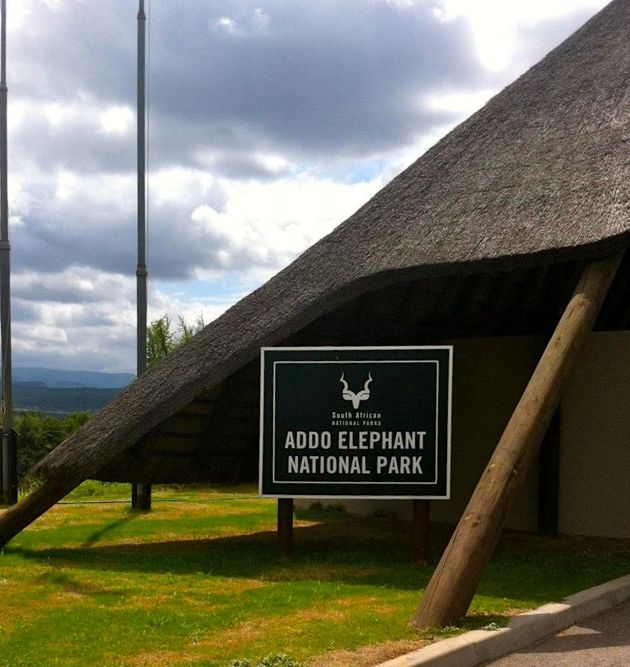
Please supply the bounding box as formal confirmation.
[1,0,629,542]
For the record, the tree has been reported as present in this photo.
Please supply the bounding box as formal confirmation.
[146,314,205,367]
[16,411,91,482]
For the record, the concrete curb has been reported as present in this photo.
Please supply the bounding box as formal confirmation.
[376,574,630,667]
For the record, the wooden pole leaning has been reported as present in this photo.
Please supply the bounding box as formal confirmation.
[0,477,81,547]
[411,253,622,629]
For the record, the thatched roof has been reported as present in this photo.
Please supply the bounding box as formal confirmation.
[1,0,629,540]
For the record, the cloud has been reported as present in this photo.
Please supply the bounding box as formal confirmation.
[9,154,383,284]
[422,87,496,117]
[4,0,610,371]
[9,0,479,178]
[99,105,135,136]
[190,174,381,274]
[9,97,135,174]
[434,0,608,72]
[11,266,136,371]
[13,267,134,305]
[11,265,235,372]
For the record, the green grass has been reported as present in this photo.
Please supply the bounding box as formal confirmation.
[1,483,630,666]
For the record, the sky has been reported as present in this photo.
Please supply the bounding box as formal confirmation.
[6,0,609,373]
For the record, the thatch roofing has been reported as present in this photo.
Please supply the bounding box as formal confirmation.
[3,0,630,525]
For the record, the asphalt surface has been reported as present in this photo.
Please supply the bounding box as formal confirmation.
[489,598,630,666]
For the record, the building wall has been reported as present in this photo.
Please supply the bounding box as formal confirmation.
[298,331,630,539]
[560,331,630,538]
[431,335,541,531]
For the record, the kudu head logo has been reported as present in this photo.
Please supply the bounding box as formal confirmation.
[340,373,373,409]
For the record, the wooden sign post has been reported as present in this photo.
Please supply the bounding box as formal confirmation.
[412,254,622,629]
[412,499,430,564]
[277,498,294,558]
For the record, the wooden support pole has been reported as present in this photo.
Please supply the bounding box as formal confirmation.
[412,500,430,564]
[277,498,294,558]
[0,477,80,547]
[131,482,152,512]
[0,429,17,505]
[412,254,622,629]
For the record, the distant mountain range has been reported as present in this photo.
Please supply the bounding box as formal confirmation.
[14,367,134,389]
[12,367,134,416]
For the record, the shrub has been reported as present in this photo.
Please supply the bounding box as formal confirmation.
[14,411,91,483]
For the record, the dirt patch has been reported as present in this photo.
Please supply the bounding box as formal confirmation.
[209,606,347,648]
[0,589,85,633]
[191,600,368,659]
[191,595,403,661]
[120,649,192,666]
[308,639,428,667]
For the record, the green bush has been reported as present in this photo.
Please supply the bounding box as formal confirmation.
[14,411,91,483]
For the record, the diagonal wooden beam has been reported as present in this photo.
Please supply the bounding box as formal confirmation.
[411,253,623,629]
[0,476,81,547]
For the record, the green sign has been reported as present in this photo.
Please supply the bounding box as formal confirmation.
[259,346,452,498]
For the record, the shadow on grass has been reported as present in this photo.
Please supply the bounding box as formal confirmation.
[10,517,441,589]
[36,569,128,598]
[8,513,626,610]
[8,498,630,616]
[81,511,137,548]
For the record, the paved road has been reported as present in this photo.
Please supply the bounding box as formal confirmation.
[489,599,630,666]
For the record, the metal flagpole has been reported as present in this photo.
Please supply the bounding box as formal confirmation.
[132,0,151,510]
[0,0,16,507]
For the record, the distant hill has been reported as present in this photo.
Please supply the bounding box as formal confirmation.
[14,367,134,389]
[13,383,121,416]
[10,367,133,416]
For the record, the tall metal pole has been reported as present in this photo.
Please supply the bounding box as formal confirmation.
[132,0,151,511]
[0,0,16,507]
[136,0,147,376]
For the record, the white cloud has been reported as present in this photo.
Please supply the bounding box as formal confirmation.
[149,167,216,207]
[191,174,382,275]
[423,88,495,116]
[13,267,135,305]
[43,102,66,127]
[7,0,33,31]
[215,16,239,34]
[11,265,235,372]
[214,8,270,36]
[253,8,270,29]
[383,0,422,8]
[3,0,610,372]
[54,171,78,201]
[147,287,234,331]
[435,0,608,71]
[250,152,291,175]
[99,105,134,136]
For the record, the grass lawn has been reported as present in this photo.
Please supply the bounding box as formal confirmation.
[2,484,630,667]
